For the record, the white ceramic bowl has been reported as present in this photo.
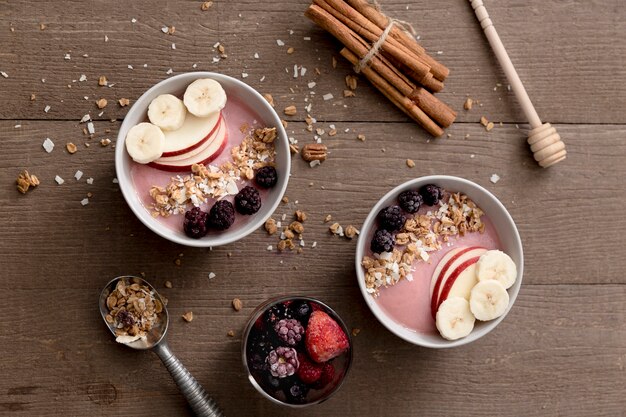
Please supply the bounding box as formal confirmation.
[355,176,523,348]
[115,72,290,247]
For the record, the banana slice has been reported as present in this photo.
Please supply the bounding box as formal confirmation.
[435,297,475,340]
[469,280,509,321]
[125,122,165,164]
[476,250,517,289]
[183,78,227,117]
[148,94,186,131]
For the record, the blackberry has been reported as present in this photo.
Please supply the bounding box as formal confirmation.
[267,347,299,378]
[207,200,235,230]
[183,207,209,239]
[377,205,406,231]
[398,190,423,214]
[283,381,309,404]
[370,229,395,254]
[288,300,312,326]
[419,184,444,206]
[235,186,262,215]
[255,166,278,189]
[274,319,305,346]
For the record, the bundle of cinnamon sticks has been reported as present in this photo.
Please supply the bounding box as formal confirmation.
[305,0,456,137]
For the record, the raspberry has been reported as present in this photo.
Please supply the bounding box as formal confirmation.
[370,229,395,254]
[255,166,278,188]
[274,318,305,346]
[315,363,335,388]
[420,184,444,206]
[183,207,209,238]
[398,190,423,214]
[377,205,406,231]
[235,186,262,215]
[296,353,323,384]
[267,347,299,378]
[207,200,235,230]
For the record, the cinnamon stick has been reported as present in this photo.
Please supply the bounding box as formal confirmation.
[314,0,441,90]
[306,4,441,93]
[340,48,443,137]
[344,0,450,81]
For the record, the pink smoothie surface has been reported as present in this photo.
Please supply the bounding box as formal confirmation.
[130,95,270,234]
[371,212,501,335]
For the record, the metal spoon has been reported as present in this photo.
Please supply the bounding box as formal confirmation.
[99,276,224,417]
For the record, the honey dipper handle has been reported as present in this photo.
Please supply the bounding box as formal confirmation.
[469,0,542,128]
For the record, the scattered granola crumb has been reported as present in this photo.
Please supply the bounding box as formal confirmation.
[96,98,108,109]
[295,210,307,222]
[100,138,112,147]
[265,218,278,235]
[345,75,358,90]
[174,258,182,267]
[263,93,274,107]
[201,1,213,10]
[16,170,40,194]
[98,75,108,86]
[329,222,344,236]
[406,159,415,168]
[182,311,193,322]
[332,56,337,68]
[118,98,130,107]
[227,330,235,337]
[66,142,78,154]
[486,122,494,131]
[324,214,332,223]
[283,105,297,116]
[287,47,295,54]
[490,174,500,184]
[464,98,473,110]
[480,116,488,127]
[351,328,361,337]
[164,280,173,289]
[345,225,358,239]
[232,298,243,312]
[30,93,36,101]
[357,134,366,142]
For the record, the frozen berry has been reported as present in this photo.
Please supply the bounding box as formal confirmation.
[370,229,395,254]
[398,190,423,214]
[419,184,444,206]
[315,363,335,389]
[183,207,209,238]
[296,353,323,384]
[377,205,406,231]
[235,186,262,215]
[274,318,305,346]
[284,381,309,404]
[207,200,235,230]
[255,166,278,188]
[267,347,299,378]
[288,300,312,325]
[305,311,350,363]
[264,303,290,327]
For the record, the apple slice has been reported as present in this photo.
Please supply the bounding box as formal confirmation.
[430,247,487,319]
[149,122,228,171]
[161,111,221,157]
[154,117,224,163]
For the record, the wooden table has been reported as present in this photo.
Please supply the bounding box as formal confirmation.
[1,1,625,415]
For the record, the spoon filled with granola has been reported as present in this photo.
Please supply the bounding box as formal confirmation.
[99,276,223,417]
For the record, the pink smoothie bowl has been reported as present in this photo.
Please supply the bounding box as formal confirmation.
[115,72,290,247]
[355,176,524,348]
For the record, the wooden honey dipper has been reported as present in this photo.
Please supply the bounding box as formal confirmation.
[469,0,566,167]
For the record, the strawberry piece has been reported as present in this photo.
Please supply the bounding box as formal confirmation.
[305,310,349,363]
[315,363,335,389]
[296,353,323,384]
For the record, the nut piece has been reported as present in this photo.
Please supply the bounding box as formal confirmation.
[343,90,356,98]
[100,138,111,147]
[98,75,108,86]
[254,127,277,143]
[118,98,130,107]
[406,159,416,168]
[464,98,473,110]
[301,143,327,162]
[164,281,173,289]
[66,142,78,154]
[232,298,243,311]
[265,218,278,235]
[345,75,358,90]
[283,105,297,116]
[201,1,213,10]
[295,210,307,222]
[480,116,488,127]
[96,98,108,109]
[345,225,358,239]
[182,311,193,322]
[287,47,295,54]
[263,93,274,107]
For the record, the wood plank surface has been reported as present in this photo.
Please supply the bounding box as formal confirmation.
[1,0,625,416]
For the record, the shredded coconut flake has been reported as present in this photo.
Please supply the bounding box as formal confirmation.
[276,39,285,46]
[81,198,89,206]
[55,175,64,185]
[322,93,333,101]
[87,122,95,135]
[166,68,173,74]
[0,71,8,78]
[208,272,216,279]
[79,74,87,82]
[490,174,500,184]
[74,170,83,180]
[44,105,51,113]
[86,178,94,184]
[43,138,55,153]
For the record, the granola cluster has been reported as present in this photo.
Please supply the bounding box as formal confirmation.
[16,170,40,194]
[149,126,277,217]
[265,210,308,252]
[104,278,163,342]
[362,192,485,296]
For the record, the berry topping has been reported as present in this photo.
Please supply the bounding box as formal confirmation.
[274,318,305,346]
[377,205,406,231]
[264,303,290,327]
[255,166,278,188]
[370,229,395,254]
[296,353,323,384]
[284,381,309,404]
[263,374,282,391]
[315,363,335,389]
[235,185,262,215]
[305,310,349,363]
[207,200,235,230]
[183,207,209,239]
[419,184,444,206]
[398,190,423,214]
[288,300,312,325]
[267,346,299,378]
